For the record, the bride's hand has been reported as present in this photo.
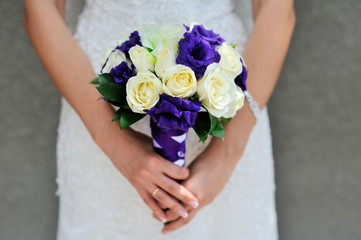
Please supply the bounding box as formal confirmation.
[159,137,245,234]
[97,125,199,223]
[159,101,256,234]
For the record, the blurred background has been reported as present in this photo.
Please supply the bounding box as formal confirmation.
[1,0,360,239]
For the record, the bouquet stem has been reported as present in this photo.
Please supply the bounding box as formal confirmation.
[150,119,187,167]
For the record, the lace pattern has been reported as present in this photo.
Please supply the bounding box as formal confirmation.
[244,91,262,120]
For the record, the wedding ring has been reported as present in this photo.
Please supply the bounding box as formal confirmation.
[151,188,160,198]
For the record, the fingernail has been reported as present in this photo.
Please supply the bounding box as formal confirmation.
[158,215,166,223]
[177,209,189,219]
[162,230,169,235]
[189,200,199,208]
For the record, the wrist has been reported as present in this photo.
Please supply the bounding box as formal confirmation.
[200,101,256,167]
[225,101,256,158]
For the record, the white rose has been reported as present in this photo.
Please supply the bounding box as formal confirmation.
[154,45,178,78]
[197,63,237,118]
[140,24,183,53]
[129,45,156,73]
[162,65,197,98]
[101,49,127,73]
[218,44,243,79]
[222,87,245,118]
[126,71,163,113]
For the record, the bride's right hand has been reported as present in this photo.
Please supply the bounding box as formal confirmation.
[96,125,199,223]
[23,0,198,224]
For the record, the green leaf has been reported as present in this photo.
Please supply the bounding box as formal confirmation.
[96,83,126,103]
[193,107,225,142]
[210,116,225,140]
[221,117,232,125]
[193,111,211,143]
[90,77,100,84]
[112,108,123,122]
[190,94,199,102]
[144,46,153,53]
[230,43,238,48]
[98,73,115,84]
[119,109,145,129]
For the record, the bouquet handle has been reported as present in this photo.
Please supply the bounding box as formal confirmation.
[150,119,187,167]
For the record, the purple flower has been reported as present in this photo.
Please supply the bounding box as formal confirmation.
[234,58,248,91]
[189,25,225,47]
[176,33,220,78]
[116,31,142,58]
[146,94,202,131]
[109,62,135,84]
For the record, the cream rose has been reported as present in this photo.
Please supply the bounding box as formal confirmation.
[162,65,197,98]
[101,49,127,73]
[126,71,163,113]
[140,24,183,53]
[222,87,245,118]
[218,44,243,79]
[129,45,156,73]
[197,63,237,118]
[154,45,178,78]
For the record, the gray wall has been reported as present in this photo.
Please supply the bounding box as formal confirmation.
[0,1,360,239]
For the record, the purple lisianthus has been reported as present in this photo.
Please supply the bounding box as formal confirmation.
[146,94,202,131]
[116,31,142,58]
[109,61,135,84]
[176,32,220,78]
[234,58,248,92]
[189,24,225,47]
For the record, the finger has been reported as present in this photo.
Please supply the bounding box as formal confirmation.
[165,208,181,222]
[160,160,190,180]
[156,175,199,209]
[165,204,194,222]
[151,187,189,219]
[159,202,167,209]
[162,209,197,234]
[139,189,166,223]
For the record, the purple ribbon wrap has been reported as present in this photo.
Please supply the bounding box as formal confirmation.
[150,119,187,167]
[146,94,201,167]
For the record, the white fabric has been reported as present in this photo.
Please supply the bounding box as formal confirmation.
[56,0,278,239]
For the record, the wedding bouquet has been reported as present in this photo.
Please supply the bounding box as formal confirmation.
[91,23,248,167]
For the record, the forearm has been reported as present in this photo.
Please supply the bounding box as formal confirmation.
[204,0,295,166]
[244,0,296,108]
[23,0,120,144]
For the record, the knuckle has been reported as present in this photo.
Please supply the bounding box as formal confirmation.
[166,183,177,193]
[138,166,150,178]
[170,203,180,211]
[156,192,165,202]
[148,154,161,168]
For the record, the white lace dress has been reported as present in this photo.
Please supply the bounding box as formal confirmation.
[56,0,278,239]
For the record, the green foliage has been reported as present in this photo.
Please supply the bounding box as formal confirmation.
[194,107,225,143]
[90,77,99,84]
[91,74,144,129]
[112,107,145,129]
[121,109,145,129]
[96,83,126,103]
[91,73,115,85]
[221,117,232,124]
[98,73,115,84]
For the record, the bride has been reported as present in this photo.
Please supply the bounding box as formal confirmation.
[24,0,295,239]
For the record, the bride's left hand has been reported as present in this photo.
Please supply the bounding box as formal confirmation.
[159,139,243,235]
[158,103,256,234]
